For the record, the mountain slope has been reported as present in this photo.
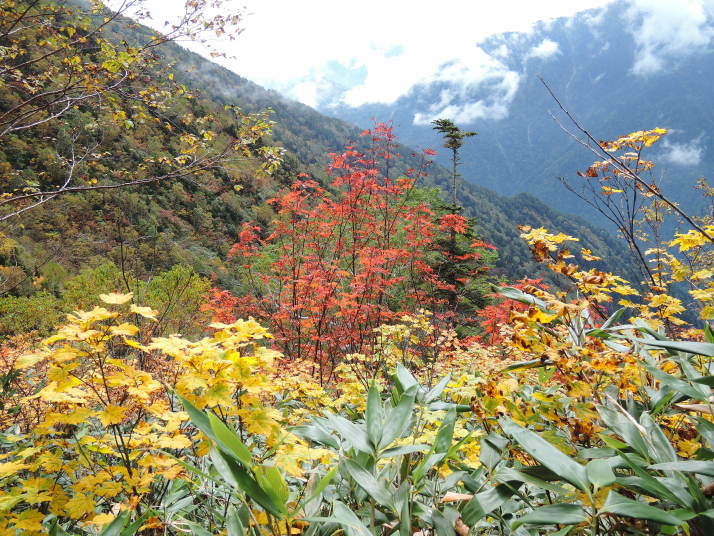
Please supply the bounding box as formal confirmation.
[0,6,636,308]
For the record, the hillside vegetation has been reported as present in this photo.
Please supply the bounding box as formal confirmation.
[1,2,713,536]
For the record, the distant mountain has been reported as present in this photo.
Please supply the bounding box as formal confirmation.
[317,1,713,225]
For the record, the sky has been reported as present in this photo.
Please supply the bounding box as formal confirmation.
[136,0,613,106]
[133,0,714,113]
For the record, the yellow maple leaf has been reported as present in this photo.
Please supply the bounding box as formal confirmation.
[98,404,127,426]
[0,460,28,477]
[86,513,116,526]
[155,434,192,449]
[110,322,139,336]
[65,493,95,519]
[130,304,158,320]
[99,292,133,305]
[13,352,45,370]
[12,509,46,531]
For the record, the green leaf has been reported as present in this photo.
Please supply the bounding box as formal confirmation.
[434,408,456,454]
[616,450,682,506]
[413,452,445,484]
[431,510,455,536]
[254,464,289,508]
[645,365,710,401]
[425,375,451,403]
[640,412,677,464]
[307,500,372,536]
[634,337,714,357]
[301,466,339,508]
[395,364,419,392]
[497,286,553,313]
[693,376,714,387]
[461,481,522,526]
[366,383,383,450]
[501,359,550,372]
[501,419,589,492]
[227,506,246,536]
[342,459,394,509]
[209,448,285,517]
[399,485,410,536]
[207,412,253,467]
[705,323,714,343]
[597,407,648,458]
[649,460,714,477]
[587,458,616,489]
[599,491,683,526]
[178,394,216,442]
[480,433,509,471]
[379,386,416,450]
[380,444,429,457]
[601,307,627,329]
[292,422,340,450]
[324,414,372,454]
[511,504,588,529]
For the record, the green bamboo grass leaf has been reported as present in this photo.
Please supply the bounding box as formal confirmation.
[501,419,589,492]
[226,506,246,536]
[178,394,216,442]
[306,500,372,536]
[342,459,394,509]
[615,451,682,506]
[207,412,253,467]
[380,444,429,457]
[254,465,289,509]
[705,323,714,343]
[644,365,710,401]
[425,375,451,403]
[649,460,714,477]
[366,382,383,450]
[599,491,684,526]
[632,337,714,357]
[209,448,285,517]
[511,504,588,529]
[324,414,372,453]
[426,401,472,412]
[693,376,714,387]
[461,481,523,526]
[98,512,131,536]
[379,386,416,450]
[434,408,456,454]
[586,458,616,489]
[292,422,340,450]
[601,307,627,329]
[501,358,550,372]
[497,286,553,313]
[300,466,339,508]
[395,364,419,392]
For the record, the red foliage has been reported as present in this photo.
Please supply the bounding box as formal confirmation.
[226,124,491,381]
[477,278,548,346]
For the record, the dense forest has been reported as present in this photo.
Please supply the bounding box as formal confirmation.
[1,1,713,535]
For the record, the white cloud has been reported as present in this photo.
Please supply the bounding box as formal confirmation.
[131,0,612,109]
[413,68,520,124]
[526,38,561,60]
[627,0,714,76]
[660,138,705,166]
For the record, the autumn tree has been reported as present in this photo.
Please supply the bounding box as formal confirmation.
[429,119,494,329]
[0,0,281,221]
[221,124,494,381]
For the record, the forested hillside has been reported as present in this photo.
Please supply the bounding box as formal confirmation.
[1,2,714,535]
